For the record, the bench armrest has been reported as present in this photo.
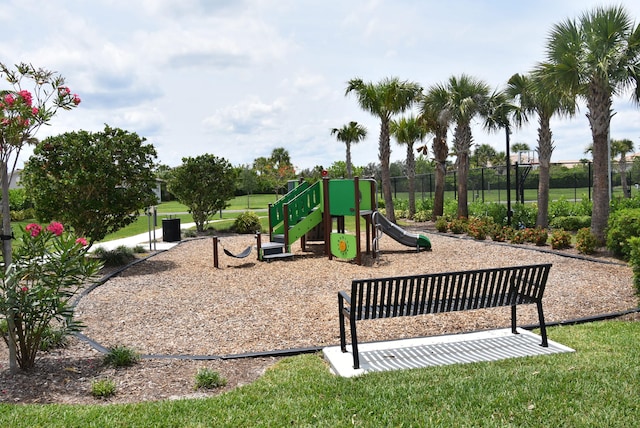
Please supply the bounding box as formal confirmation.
[338,290,351,306]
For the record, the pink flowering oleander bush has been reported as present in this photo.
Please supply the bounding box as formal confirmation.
[551,229,572,250]
[490,225,514,242]
[0,222,102,370]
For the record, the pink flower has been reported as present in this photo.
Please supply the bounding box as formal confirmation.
[31,107,39,115]
[3,94,14,106]
[72,94,81,105]
[58,86,70,96]
[25,223,42,237]
[18,90,32,106]
[46,221,64,236]
[20,286,28,293]
[75,237,88,246]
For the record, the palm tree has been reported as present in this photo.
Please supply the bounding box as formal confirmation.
[330,121,367,179]
[346,77,422,223]
[390,115,428,218]
[611,139,635,198]
[540,5,640,242]
[473,144,498,167]
[419,83,452,220]
[507,72,576,227]
[446,74,491,219]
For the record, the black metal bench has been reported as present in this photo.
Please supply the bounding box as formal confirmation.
[338,264,552,369]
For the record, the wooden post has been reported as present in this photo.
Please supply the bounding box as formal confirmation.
[212,236,219,268]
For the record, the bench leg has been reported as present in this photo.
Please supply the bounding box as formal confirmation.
[537,301,549,347]
[350,320,360,369]
[339,295,347,352]
[511,305,518,335]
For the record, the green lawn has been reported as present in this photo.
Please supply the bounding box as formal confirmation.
[1,321,638,427]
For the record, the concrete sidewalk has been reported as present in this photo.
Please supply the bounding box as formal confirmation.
[92,222,197,252]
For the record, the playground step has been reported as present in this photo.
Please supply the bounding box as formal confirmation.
[261,241,286,256]
[262,252,295,261]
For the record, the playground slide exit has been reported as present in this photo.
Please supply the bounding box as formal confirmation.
[373,211,431,250]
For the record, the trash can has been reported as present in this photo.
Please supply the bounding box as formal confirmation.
[162,218,181,242]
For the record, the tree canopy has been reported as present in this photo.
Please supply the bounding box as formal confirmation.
[22,125,158,243]
[168,154,236,232]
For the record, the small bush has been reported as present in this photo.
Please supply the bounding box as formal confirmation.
[233,211,262,234]
[550,230,572,250]
[194,368,227,390]
[39,327,70,351]
[490,225,513,242]
[434,217,448,233]
[132,245,147,254]
[448,218,468,234]
[93,246,136,267]
[91,379,116,398]
[576,228,598,255]
[549,215,591,232]
[511,229,527,244]
[511,203,537,229]
[606,208,640,259]
[413,210,430,222]
[467,217,493,240]
[104,345,140,368]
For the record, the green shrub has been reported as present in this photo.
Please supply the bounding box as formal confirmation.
[233,211,262,234]
[550,230,572,250]
[606,208,640,259]
[549,215,591,231]
[511,229,527,244]
[417,198,434,214]
[448,218,468,234]
[628,236,640,294]
[434,216,448,233]
[91,379,116,398]
[490,225,513,242]
[93,245,136,267]
[413,210,430,222]
[511,203,537,229]
[194,368,227,390]
[576,227,598,255]
[548,197,575,219]
[39,326,70,351]
[467,217,493,240]
[104,345,140,368]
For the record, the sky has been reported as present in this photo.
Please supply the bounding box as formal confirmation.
[2,0,640,173]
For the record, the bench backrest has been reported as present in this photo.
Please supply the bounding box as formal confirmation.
[349,264,551,321]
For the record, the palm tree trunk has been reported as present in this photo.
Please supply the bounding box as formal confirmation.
[379,119,395,223]
[587,83,612,244]
[346,142,353,179]
[536,115,553,228]
[432,134,447,220]
[406,143,416,219]
[454,123,472,219]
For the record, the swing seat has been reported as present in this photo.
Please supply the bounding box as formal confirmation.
[223,246,252,259]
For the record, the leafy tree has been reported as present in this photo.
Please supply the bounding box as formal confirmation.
[238,164,259,208]
[0,62,81,373]
[168,154,236,232]
[331,121,367,179]
[253,148,296,196]
[154,163,174,201]
[391,115,428,218]
[22,125,158,243]
[346,77,422,223]
[540,5,640,242]
[420,83,451,220]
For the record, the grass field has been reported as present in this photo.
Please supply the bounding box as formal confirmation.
[0,321,638,427]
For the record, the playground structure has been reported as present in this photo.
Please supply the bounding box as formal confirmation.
[212,176,431,267]
[254,176,430,265]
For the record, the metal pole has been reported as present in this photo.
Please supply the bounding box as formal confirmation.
[505,126,512,226]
